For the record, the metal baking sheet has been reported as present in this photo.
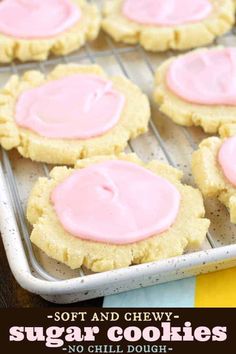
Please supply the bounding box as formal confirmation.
[0,0,236,303]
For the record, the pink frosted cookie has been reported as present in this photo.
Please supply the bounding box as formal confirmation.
[192,128,236,223]
[0,0,100,62]
[0,64,150,164]
[102,0,234,52]
[27,154,209,272]
[155,47,236,133]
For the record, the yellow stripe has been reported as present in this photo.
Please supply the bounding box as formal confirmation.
[195,267,236,307]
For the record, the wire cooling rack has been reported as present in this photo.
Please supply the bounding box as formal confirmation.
[0,0,236,302]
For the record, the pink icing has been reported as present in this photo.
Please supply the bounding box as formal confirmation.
[0,0,80,39]
[15,74,125,140]
[51,160,181,245]
[167,48,236,106]
[218,136,236,187]
[122,0,212,26]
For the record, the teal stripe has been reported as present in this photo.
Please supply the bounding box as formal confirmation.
[103,277,196,308]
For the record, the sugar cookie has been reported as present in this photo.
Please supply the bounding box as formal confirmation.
[0,64,150,164]
[154,46,236,133]
[192,134,236,223]
[27,154,210,272]
[0,0,100,63]
[102,0,234,52]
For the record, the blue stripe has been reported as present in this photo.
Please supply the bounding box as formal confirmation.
[103,277,196,308]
